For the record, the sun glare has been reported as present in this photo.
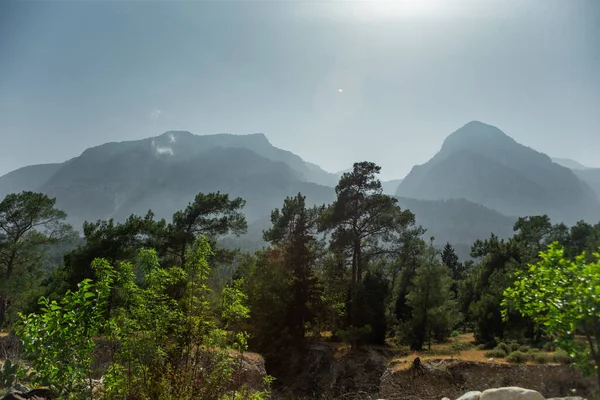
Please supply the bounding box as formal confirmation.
[358,0,443,19]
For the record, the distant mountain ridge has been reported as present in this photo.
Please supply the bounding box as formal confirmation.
[552,157,592,171]
[396,121,600,224]
[0,131,338,229]
[2,123,598,252]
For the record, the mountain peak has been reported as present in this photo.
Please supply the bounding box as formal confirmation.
[441,121,516,152]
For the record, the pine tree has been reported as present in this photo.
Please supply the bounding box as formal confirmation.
[406,242,458,350]
[263,193,323,343]
[319,162,416,333]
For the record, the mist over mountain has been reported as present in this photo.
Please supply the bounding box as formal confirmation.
[0,131,336,230]
[573,168,600,203]
[396,121,600,225]
[552,157,592,171]
[1,122,598,252]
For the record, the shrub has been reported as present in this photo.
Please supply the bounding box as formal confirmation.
[552,350,572,364]
[476,343,493,350]
[528,348,540,353]
[506,351,530,364]
[542,341,557,352]
[518,345,531,353]
[484,348,507,358]
[495,342,510,354]
[451,341,474,352]
[508,341,521,352]
[532,352,551,364]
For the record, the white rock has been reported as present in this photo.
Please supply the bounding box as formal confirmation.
[457,391,482,400]
[442,397,451,400]
[480,387,545,400]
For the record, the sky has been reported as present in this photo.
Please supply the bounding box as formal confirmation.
[1,0,599,180]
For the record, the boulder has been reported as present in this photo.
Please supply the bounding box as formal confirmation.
[480,387,545,400]
[457,391,482,400]
[546,398,584,400]
[0,388,55,400]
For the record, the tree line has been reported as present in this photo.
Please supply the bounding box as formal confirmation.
[2,161,600,391]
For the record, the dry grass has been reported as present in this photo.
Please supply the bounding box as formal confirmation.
[390,333,508,371]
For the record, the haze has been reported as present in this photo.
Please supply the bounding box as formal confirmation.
[1,0,599,180]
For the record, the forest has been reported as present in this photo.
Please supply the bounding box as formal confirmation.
[1,161,599,399]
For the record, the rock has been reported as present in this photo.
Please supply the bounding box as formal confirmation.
[0,388,55,400]
[480,387,545,400]
[442,397,451,400]
[546,398,584,400]
[457,391,482,400]
[8,385,28,394]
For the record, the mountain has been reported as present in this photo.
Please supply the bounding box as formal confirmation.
[395,197,515,248]
[335,168,403,195]
[396,121,600,225]
[0,162,64,197]
[573,168,600,202]
[552,157,591,170]
[0,131,336,229]
[382,179,403,195]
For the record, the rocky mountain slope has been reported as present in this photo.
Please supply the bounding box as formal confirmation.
[0,131,336,229]
[0,163,64,197]
[396,121,600,225]
[2,124,596,250]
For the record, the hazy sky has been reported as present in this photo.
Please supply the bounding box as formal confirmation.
[1,0,599,180]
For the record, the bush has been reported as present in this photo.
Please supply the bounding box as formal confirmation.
[528,348,540,353]
[495,342,510,354]
[542,342,557,352]
[532,352,551,364]
[506,351,530,364]
[476,343,493,350]
[552,350,572,364]
[451,341,474,352]
[508,341,521,352]
[484,348,507,358]
[518,345,531,353]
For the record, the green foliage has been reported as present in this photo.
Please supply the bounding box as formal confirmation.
[0,360,19,388]
[532,352,551,364]
[17,237,271,399]
[503,243,600,382]
[404,243,459,350]
[484,348,507,358]
[0,191,74,328]
[263,193,323,344]
[552,349,573,364]
[319,161,420,344]
[236,250,294,363]
[451,341,474,352]
[16,258,115,397]
[506,350,530,364]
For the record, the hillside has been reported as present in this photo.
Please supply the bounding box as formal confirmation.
[396,121,600,225]
[0,163,64,198]
[395,196,515,247]
[0,131,336,230]
[573,168,600,202]
[551,157,591,170]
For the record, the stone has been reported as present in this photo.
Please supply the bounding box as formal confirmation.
[457,391,482,400]
[0,388,55,400]
[480,387,545,400]
[546,398,584,400]
[442,397,451,400]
